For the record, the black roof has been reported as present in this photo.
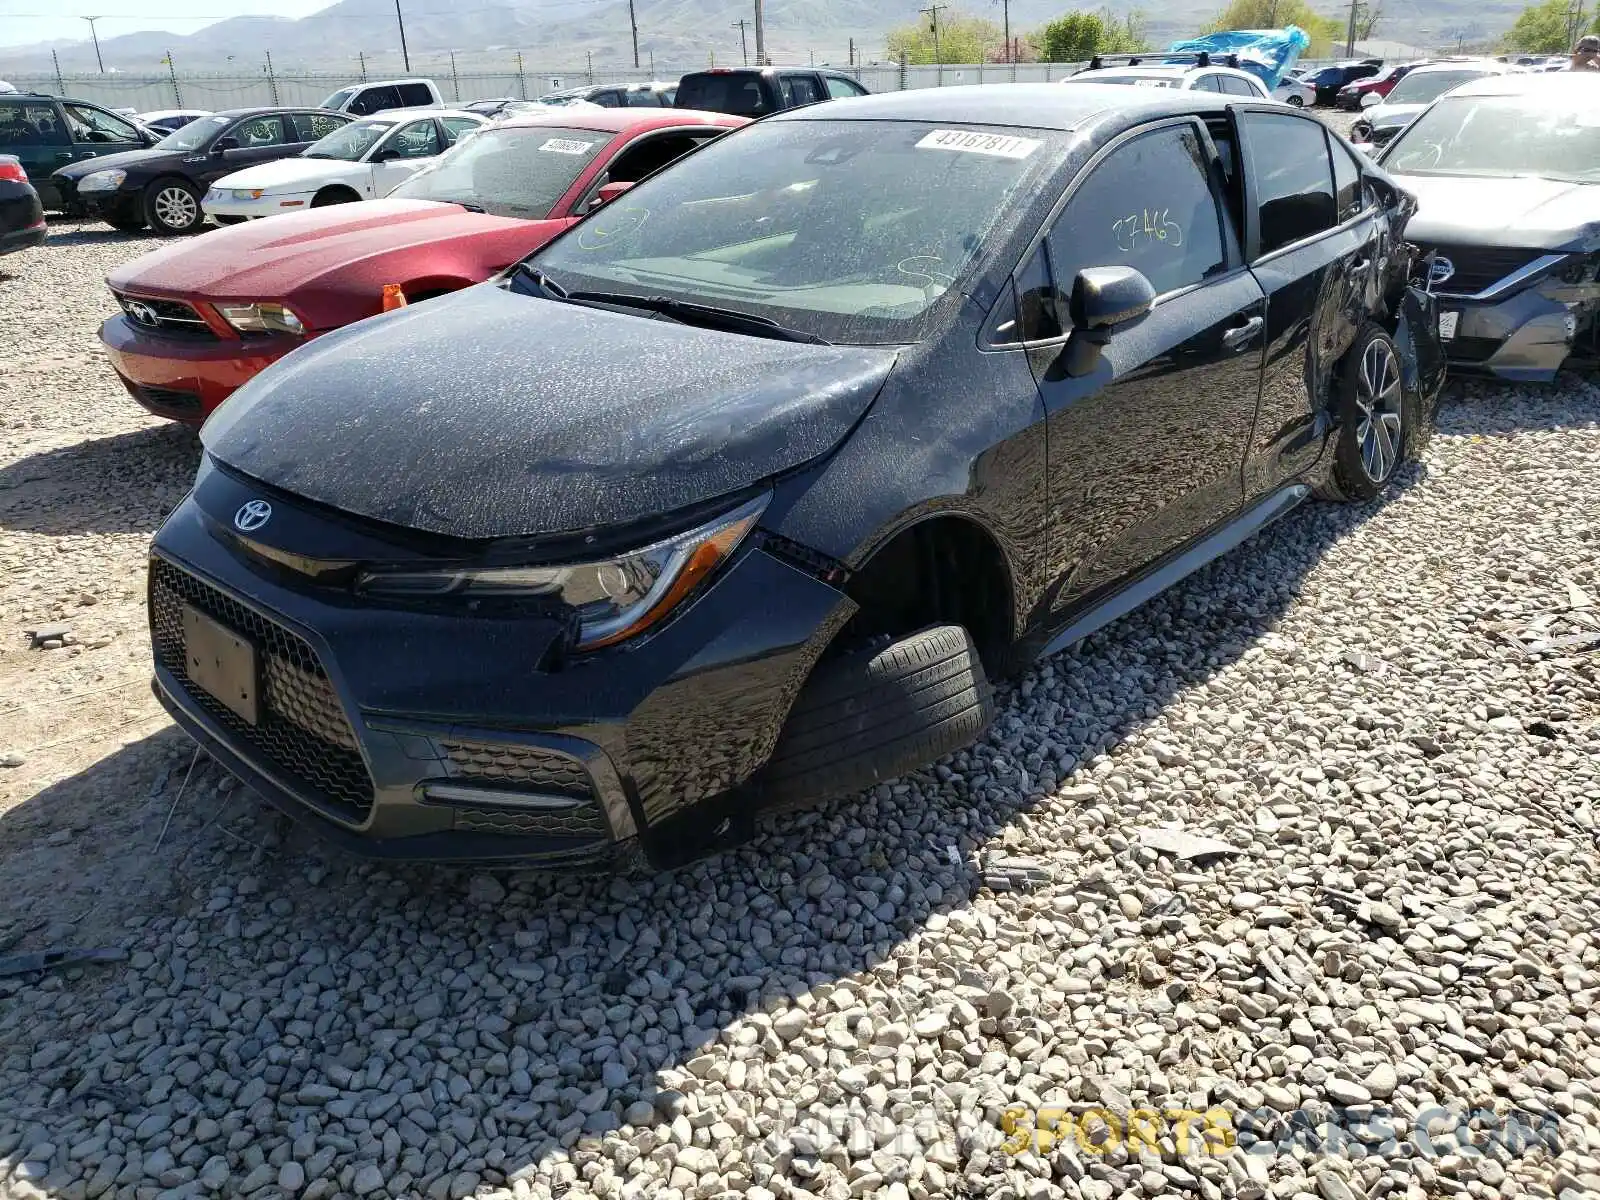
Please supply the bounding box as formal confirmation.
[775,82,1234,132]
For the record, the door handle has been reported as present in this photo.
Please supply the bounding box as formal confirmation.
[1222,316,1264,350]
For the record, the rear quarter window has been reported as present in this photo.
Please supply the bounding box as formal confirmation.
[674,74,772,117]
[398,82,435,106]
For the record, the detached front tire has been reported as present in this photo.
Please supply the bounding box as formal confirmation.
[1320,324,1407,502]
[760,624,995,810]
[143,177,205,235]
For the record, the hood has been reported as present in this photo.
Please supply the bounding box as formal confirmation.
[1366,101,1426,128]
[212,156,361,191]
[1395,174,1600,250]
[202,285,899,540]
[105,200,544,324]
[54,147,173,179]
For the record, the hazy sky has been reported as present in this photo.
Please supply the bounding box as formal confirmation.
[0,0,334,48]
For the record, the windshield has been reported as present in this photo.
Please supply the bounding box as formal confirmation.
[1382,94,1600,183]
[1384,69,1487,106]
[305,118,395,160]
[155,114,230,151]
[389,124,611,218]
[523,119,1062,345]
[321,87,356,110]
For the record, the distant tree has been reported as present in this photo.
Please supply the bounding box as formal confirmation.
[1503,0,1583,51]
[1355,0,1383,40]
[887,10,1003,64]
[1033,8,1148,62]
[1203,0,1342,56]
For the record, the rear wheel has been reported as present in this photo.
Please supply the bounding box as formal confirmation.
[1319,325,1407,502]
[143,178,204,235]
[759,624,994,810]
[1286,94,1305,107]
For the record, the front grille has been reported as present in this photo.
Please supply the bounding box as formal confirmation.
[1420,245,1549,297]
[121,379,202,418]
[112,290,216,339]
[150,559,375,824]
[452,804,607,839]
[441,740,594,798]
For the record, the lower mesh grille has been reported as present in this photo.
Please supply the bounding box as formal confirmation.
[439,740,607,839]
[126,383,203,418]
[149,558,374,824]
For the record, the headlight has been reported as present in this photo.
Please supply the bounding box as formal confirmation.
[356,494,768,649]
[233,188,265,200]
[77,169,126,193]
[216,302,306,336]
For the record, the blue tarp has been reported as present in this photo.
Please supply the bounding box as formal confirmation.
[1165,26,1312,89]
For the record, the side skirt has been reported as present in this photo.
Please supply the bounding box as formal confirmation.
[1041,484,1310,659]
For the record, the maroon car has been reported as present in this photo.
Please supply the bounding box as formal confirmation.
[99,108,745,423]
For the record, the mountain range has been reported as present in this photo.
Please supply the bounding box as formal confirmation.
[0,0,1525,76]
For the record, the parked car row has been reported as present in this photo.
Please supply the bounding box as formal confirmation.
[121,81,1447,869]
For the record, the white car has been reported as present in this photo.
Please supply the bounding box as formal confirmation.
[202,109,485,219]
[1065,61,1275,102]
[1273,76,1316,107]
[1349,60,1521,154]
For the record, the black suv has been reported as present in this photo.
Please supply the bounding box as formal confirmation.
[674,67,869,117]
[148,85,1442,869]
[1299,60,1384,106]
[0,92,157,210]
[52,106,350,234]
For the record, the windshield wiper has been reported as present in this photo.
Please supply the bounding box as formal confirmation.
[564,291,831,344]
[510,263,570,298]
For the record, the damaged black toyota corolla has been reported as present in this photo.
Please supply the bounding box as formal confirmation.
[150,85,1444,869]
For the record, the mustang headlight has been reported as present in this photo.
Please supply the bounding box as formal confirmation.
[357,494,768,649]
[77,169,127,192]
[216,302,306,335]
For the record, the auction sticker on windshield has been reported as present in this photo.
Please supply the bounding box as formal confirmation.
[915,129,1041,159]
[540,137,596,154]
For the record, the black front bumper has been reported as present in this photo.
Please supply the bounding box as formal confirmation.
[149,486,855,868]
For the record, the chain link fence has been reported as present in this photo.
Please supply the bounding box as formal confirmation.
[7,57,1345,112]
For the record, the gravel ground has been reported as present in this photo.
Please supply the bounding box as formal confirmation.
[3,187,1600,1200]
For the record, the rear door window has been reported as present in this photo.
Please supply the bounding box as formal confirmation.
[1220,75,1257,97]
[1047,122,1228,298]
[351,86,402,115]
[1194,74,1223,92]
[780,74,823,106]
[590,90,624,107]
[292,111,348,142]
[674,73,771,117]
[1241,111,1337,255]
[1,99,69,145]
[397,82,435,106]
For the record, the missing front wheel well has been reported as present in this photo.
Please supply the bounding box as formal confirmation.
[836,516,1013,678]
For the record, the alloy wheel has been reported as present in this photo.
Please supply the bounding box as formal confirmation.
[153,186,198,230]
[1354,338,1403,483]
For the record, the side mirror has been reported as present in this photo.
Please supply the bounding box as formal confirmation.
[372,148,401,163]
[591,180,635,209]
[1361,91,1383,108]
[1063,266,1155,377]
[212,136,239,153]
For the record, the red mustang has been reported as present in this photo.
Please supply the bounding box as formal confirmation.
[101,108,745,423]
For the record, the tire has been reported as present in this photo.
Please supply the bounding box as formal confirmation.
[142,177,204,235]
[760,624,995,809]
[1287,95,1304,107]
[1318,324,1407,503]
[312,187,359,207]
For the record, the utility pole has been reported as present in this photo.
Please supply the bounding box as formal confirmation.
[82,16,105,73]
[449,49,459,100]
[51,49,65,94]
[587,50,593,81]
[1344,0,1359,56]
[1001,0,1010,63]
[265,49,279,104]
[848,36,854,66]
[753,0,766,66]
[734,19,749,65]
[628,0,640,68]
[358,50,367,80]
[515,50,526,98]
[163,50,181,105]
[920,2,948,63]
[395,0,411,72]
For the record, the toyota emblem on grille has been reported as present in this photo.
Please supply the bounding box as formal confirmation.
[126,300,158,326]
[234,500,273,532]
[1429,256,1455,287]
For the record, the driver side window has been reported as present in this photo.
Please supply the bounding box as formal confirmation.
[64,103,138,143]
[386,119,442,158]
[1048,123,1229,300]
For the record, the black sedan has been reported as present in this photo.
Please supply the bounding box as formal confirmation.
[51,107,351,234]
[1299,60,1383,106]
[0,154,45,255]
[148,84,1443,868]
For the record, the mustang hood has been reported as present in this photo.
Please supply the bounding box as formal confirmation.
[202,285,899,540]
[1398,174,1600,250]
